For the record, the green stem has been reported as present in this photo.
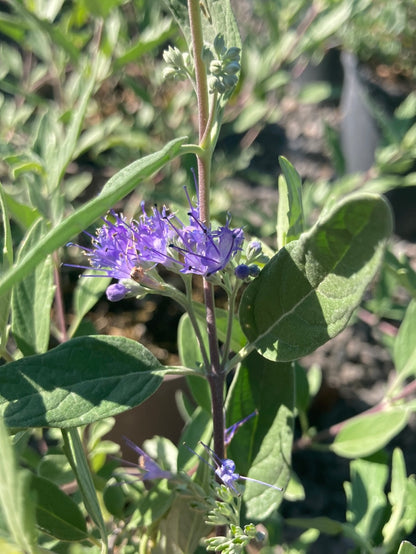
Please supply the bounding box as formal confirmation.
[183,276,211,371]
[220,285,239,371]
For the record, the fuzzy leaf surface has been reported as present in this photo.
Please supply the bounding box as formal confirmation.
[240,193,392,361]
[227,353,294,519]
[0,335,165,428]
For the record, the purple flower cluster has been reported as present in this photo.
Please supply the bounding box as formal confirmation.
[69,189,244,301]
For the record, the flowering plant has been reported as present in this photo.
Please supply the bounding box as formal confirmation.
[1,1,416,553]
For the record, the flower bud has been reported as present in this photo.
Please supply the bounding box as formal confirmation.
[106,283,127,302]
[213,34,226,57]
[224,61,240,75]
[235,264,251,280]
[225,47,241,61]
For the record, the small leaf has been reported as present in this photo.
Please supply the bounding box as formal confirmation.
[163,0,241,56]
[11,219,55,355]
[277,156,305,249]
[398,541,416,554]
[0,185,13,351]
[31,475,88,541]
[286,516,344,535]
[0,335,165,428]
[0,419,38,552]
[62,428,107,547]
[240,193,392,361]
[68,270,111,338]
[393,299,416,379]
[383,449,409,547]
[178,314,211,413]
[344,455,389,540]
[331,408,409,458]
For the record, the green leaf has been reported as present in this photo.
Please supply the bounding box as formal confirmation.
[68,271,111,338]
[115,19,175,68]
[153,492,209,554]
[240,193,392,362]
[163,0,241,53]
[11,219,55,356]
[31,475,88,541]
[177,314,211,413]
[62,428,107,547]
[177,407,212,473]
[0,335,165,428]
[277,156,305,249]
[0,137,186,299]
[1,190,41,230]
[398,541,416,554]
[344,455,389,540]
[0,418,38,553]
[133,479,174,529]
[0,185,13,352]
[227,353,294,520]
[383,449,409,548]
[286,516,344,535]
[393,299,416,379]
[331,408,409,458]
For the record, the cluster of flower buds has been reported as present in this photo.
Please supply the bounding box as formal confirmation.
[162,45,194,81]
[204,34,241,94]
[234,240,269,281]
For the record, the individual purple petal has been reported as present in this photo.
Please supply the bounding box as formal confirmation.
[124,437,172,481]
[224,410,258,445]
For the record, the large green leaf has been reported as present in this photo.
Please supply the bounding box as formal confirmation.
[0,137,186,299]
[0,335,165,428]
[240,193,392,361]
[227,353,294,520]
[11,219,55,356]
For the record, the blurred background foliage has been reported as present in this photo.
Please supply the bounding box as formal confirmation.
[1,0,415,232]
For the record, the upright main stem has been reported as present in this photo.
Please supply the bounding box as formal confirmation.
[187,0,225,463]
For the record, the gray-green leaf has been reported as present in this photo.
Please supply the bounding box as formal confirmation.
[0,335,165,428]
[240,193,392,361]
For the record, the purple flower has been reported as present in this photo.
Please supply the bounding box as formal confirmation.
[185,441,283,495]
[171,215,244,276]
[124,437,172,481]
[68,188,244,299]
